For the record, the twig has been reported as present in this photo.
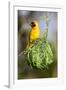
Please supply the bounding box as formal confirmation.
[18,51,24,57]
[18,50,27,57]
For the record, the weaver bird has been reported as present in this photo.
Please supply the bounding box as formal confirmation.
[29,21,40,45]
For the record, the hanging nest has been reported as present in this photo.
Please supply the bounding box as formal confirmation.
[25,28,54,70]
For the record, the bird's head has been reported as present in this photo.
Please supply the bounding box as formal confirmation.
[30,21,39,28]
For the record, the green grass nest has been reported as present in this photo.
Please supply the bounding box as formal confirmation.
[25,28,54,70]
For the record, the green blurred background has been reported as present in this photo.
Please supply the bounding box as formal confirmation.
[18,10,57,79]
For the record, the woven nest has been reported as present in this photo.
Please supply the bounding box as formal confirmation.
[25,28,54,70]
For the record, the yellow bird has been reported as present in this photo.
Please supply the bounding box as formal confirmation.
[29,21,40,45]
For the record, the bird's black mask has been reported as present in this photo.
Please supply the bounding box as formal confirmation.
[31,22,36,27]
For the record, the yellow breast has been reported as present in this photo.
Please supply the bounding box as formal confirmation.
[30,28,40,42]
